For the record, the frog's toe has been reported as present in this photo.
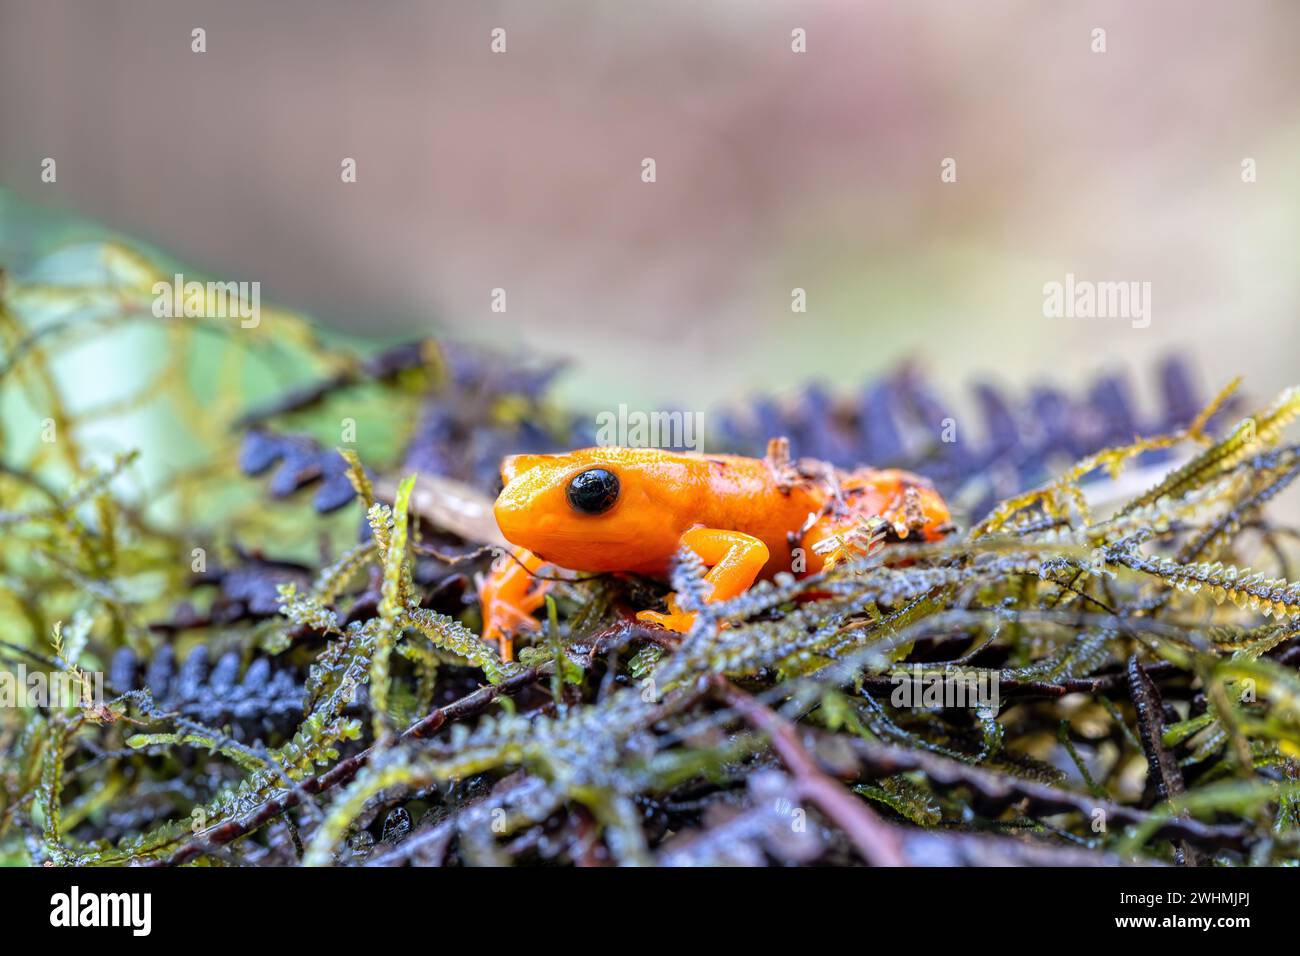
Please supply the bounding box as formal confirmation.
[482,604,542,662]
[636,608,697,633]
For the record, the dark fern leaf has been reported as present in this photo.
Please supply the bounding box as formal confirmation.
[110,645,305,739]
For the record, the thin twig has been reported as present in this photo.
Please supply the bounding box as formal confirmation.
[717,678,909,867]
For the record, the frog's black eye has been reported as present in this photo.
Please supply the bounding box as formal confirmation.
[566,468,620,515]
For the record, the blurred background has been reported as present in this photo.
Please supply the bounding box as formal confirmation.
[1,0,1297,412]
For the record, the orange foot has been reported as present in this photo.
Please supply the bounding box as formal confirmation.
[477,547,549,662]
[636,527,769,634]
[636,593,697,633]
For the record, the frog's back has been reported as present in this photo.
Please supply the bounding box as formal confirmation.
[641,450,829,576]
[622,450,949,578]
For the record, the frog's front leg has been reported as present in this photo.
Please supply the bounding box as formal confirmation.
[477,546,549,662]
[637,527,770,633]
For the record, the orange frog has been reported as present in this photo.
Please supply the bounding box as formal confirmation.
[477,441,952,660]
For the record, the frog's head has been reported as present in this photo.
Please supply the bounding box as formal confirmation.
[493,447,697,574]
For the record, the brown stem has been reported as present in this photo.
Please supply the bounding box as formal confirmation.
[717,678,909,867]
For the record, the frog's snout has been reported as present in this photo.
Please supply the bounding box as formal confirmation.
[500,453,552,485]
[500,455,525,484]
[493,474,557,550]
[492,482,527,545]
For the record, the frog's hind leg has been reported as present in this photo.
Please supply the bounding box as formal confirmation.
[806,470,952,573]
[477,546,549,662]
[636,527,769,633]
[843,469,953,543]
[811,514,890,573]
